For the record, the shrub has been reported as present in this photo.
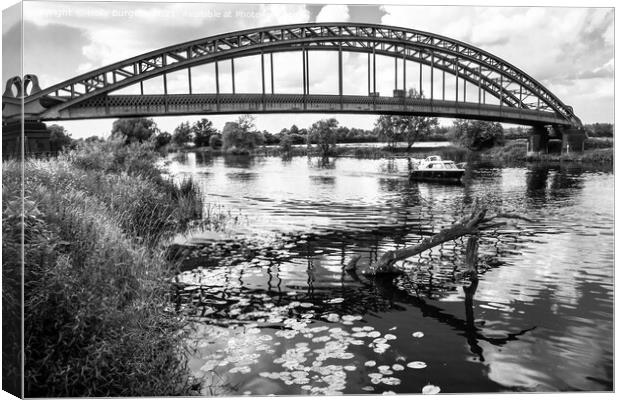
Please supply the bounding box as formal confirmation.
[309,118,338,158]
[279,135,293,156]
[48,124,74,152]
[172,121,193,146]
[577,148,613,164]
[155,131,172,149]
[111,118,159,144]
[221,120,263,153]
[584,137,614,150]
[450,119,505,150]
[3,157,199,397]
[209,135,222,149]
[493,141,527,163]
[192,118,218,147]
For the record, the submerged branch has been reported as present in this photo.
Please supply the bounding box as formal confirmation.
[349,204,535,276]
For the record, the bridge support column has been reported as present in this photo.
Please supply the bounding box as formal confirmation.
[559,126,588,154]
[2,119,51,158]
[528,125,549,154]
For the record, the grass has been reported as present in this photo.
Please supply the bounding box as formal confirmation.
[2,138,204,396]
[476,139,614,166]
[479,140,528,164]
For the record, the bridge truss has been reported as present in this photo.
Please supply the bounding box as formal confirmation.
[2,23,582,127]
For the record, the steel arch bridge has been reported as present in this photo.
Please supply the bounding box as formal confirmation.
[2,22,582,128]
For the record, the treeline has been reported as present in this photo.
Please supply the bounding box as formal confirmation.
[47,111,613,154]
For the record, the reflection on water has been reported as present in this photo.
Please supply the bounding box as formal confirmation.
[168,153,613,394]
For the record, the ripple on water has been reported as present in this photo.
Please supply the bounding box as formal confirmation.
[168,156,613,394]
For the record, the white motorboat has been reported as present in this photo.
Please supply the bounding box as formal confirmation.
[409,155,465,182]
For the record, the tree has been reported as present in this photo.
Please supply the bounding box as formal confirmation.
[374,89,438,150]
[262,130,279,145]
[221,115,263,154]
[451,119,505,150]
[584,123,613,137]
[48,124,73,152]
[209,135,222,149]
[172,121,192,146]
[403,89,439,149]
[238,114,256,132]
[111,118,159,143]
[192,118,218,147]
[374,115,403,148]
[154,131,172,149]
[279,135,293,157]
[309,118,338,158]
[84,135,104,143]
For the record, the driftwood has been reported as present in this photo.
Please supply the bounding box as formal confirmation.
[350,204,534,276]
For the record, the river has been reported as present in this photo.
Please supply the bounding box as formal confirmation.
[166,152,613,395]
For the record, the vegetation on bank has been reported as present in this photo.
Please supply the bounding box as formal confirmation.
[2,137,203,396]
[477,138,613,165]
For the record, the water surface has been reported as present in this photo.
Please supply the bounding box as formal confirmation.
[168,153,613,395]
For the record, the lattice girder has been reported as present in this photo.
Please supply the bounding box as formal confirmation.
[15,23,580,126]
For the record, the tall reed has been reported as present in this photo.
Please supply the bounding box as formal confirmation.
[3,138,203,396]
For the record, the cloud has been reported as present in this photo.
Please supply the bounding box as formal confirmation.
[380,5,614,123]
[316,5,350,23]
[12,2,614,133]
[22,2,311,82]
[21,21,91,85]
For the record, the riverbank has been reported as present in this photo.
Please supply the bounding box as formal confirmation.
[181,143,469,161]
[174,137,613,167]
[477,138,614,166]
[2,138,205,396]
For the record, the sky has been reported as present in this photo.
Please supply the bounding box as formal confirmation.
[1,0,615,139]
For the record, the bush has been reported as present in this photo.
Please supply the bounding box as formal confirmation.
[65,135,162,182]
[209,135,222,149]
[155,131,172,149]
[309,118,338,157]
[279,135,293,156]
[494,141,527,162]
[221,120,263,153]
[3,155,200,396]
[111,118,159,144]
[172,121,192,146]
[192,118,218,147]
[584,137,614,150]
[48,124,74,152]
[450,120,505,150]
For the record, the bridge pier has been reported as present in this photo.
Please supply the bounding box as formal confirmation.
[558,126,588,154]
[2,119,51,158]
[528,125,549,153]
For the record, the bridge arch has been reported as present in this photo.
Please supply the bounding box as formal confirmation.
[6,23,581,127]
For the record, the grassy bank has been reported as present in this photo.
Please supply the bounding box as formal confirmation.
[186,143,468,161]
[2,138,203,396]
[478,139,614,166]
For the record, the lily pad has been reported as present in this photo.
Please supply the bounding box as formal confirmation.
[412,331,425,338]
[381,377,401,386]
[422,384,441,394]
[407,361,427,369]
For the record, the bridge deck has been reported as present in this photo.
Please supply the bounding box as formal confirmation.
[42,94,569,126]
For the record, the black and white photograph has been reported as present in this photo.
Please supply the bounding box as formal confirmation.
[1,0,615,397]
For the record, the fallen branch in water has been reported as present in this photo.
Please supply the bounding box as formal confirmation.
[350,204,535,276]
